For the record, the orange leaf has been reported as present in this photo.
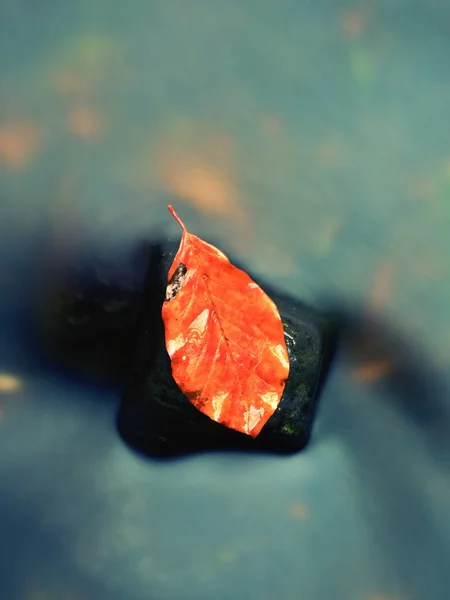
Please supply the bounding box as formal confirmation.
[155,132,248,224]
[162,158,245,221]
[341,5,370,39]
[161,205,290,437]
[351,357,394,383]
[68,106,103,138]
[0,121,41,169]
[290,502,308,519]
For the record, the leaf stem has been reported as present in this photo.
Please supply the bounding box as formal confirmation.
[167,204,187,232]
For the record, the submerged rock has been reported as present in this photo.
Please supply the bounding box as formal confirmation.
[34,244,149,384]
[35,235,338,455]
[117,242,339,457]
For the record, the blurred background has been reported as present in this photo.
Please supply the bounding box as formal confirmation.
[1,1,449,599]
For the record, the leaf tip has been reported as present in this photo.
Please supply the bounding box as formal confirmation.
[167,204,187,232]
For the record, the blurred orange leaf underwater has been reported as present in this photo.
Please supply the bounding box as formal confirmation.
[0,120,42,169]
[157,139,248,223]
[341,5,371,39]
[290,502,308,519]
[367,259,396,313]
[68,106,104,139]
[351,357,395,383]
[165,162,237,216]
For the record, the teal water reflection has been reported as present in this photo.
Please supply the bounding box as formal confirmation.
[1,2,450,600]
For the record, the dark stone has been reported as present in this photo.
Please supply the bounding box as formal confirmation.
[117,242,339,457]
[33,235,338,456]
[33,244,150,384]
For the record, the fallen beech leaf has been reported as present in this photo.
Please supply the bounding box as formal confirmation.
[162,205,290,437]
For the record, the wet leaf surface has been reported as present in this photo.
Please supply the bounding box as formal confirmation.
[162,206,289,437]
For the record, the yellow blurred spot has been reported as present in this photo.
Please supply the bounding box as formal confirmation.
[0,120,42,169]
[217,548,236,564]
[0,373,22,393]
[68,106,103,139]
[51,35,124,103]
[349,48,377,86]
[351,358,395,383]
[64,33,122,70]
[290,502,308,519]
